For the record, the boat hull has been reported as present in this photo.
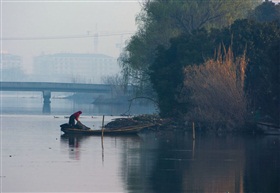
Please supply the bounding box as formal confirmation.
[60,124,154,136]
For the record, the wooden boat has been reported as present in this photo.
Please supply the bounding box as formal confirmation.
[60,123,155,136]
[257,122,280,135]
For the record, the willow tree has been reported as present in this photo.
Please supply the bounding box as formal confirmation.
[119,0,262,100]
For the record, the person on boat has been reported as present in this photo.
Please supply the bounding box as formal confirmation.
[69,111,82,127]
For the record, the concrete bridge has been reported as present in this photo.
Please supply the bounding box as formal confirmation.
[0,81,113,113]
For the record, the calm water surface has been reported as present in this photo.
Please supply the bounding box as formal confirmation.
[1,96,280,192]
[0,94,156,116]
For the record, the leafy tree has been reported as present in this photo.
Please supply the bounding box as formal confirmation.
[215,19,280,124]
[149,29,214,117]
[150,18,280,124]
[248,0,280,23]
[119,0,261,102]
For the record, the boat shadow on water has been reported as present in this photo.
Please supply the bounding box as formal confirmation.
[60,130,142,161]
[60,133,91,148]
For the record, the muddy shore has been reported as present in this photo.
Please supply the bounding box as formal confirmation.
[104,114,259,134]
[105,114,189,131]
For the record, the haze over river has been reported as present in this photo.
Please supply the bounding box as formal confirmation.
[1,95,279,192]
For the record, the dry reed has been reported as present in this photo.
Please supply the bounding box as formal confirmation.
[183,45,248,131]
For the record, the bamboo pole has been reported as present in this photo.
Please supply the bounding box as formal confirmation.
[102,115,105,136]
[192,122,195,140]
[192,138,195,159]
[101,115,105,149]
[192,122,195,159]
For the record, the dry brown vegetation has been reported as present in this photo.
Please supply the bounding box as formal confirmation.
[182,45,248,131]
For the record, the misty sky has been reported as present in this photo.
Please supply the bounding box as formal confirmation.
[1,1,142,73]
[1,0,280,73]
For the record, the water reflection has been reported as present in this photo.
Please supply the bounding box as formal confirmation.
[1,95,156,115]
[60,134,90,160]
[123,132,280,193]
[42,102,51,114]
[244,135,280,192]
[3,114,279,192]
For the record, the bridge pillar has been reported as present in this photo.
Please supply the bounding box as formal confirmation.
[42,90,51,114]
[42,90,51,104]
[43,102,51,114]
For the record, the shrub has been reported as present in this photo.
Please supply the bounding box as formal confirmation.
[182,45,248,131]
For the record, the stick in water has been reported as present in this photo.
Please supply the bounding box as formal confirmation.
[101,115,105,149]
[192,122,195,140]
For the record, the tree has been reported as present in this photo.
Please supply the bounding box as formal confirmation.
[215,19,280,124]
[248,0,280,23]
[149,29,214,117]
[149,18,280,124]
[119,0,262,103]
[101,74,130,99]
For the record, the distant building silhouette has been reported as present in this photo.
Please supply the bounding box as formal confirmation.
[33,53,120,83]
[1,53,26,81]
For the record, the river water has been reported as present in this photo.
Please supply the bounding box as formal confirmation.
[1,95,280,192]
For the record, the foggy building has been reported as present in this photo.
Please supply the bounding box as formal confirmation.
[0,53,25,81]
[33,53,120,83]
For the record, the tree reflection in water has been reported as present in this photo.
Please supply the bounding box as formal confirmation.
[122,131,280,193]
[244,135,280,192]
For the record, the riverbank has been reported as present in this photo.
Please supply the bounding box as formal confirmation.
[104,114,263,134]
[105,114,193,132]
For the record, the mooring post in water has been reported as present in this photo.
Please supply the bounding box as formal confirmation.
[192,138,195,159]
[192,122,196,159]
[101,115,105,149]
[102,115,105,135]
[101,115,105,163]
[192,122,195,140]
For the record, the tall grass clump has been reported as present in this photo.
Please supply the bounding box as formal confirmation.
[183,45,248,131]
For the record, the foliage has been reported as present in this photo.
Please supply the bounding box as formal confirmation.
[101,74,129,98]
[149,29,214,117]
[248,0,280,23]
[216,19,280,124]
[182,46,248,130]
[119,0,261,100]
[119,0,280,128]
[149,44,185,117]
[150,18,280,125]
